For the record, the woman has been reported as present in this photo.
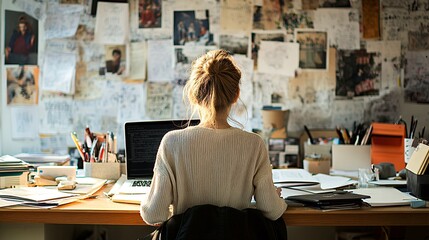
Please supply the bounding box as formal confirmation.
[141,49,287,225]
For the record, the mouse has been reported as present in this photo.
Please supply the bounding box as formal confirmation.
[398,169,407,180]
[57,180,76,190]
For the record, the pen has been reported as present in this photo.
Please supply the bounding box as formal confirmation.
[336,127,345,144]
[70,132,85,160]
[304,125,315,144]
[85,126,93,148]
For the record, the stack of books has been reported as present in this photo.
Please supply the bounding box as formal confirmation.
[0,155,30,176]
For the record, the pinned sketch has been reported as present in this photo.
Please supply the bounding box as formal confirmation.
[45,39,78,53]
[295,29,328,70]
[138,0,162,28]
[10,107,39,139]
[381,8,408,44]
[117,83,145,123]
[219,34,249,55]
[146,82,173,119]
[220,0,252,34]
[173,10,214,46]
[44,4,83,39]
[39,94,74,134]
[282,10,314,35]
[174,47,215,85]
[233,54,254,123]
[258,41,299,77]
[42,52,76,94]
[128,41,147,81]
[94,2,129,44]
[253,0,286,30]
[404,51,429,103]
[4,10,39,65]
[250,31,285,68]
[366,41,401,93]
[172,85,187,119]
[12,0,45,19]
[314,8,360,50]
[147,39,173,82]
[6,66,39,105]
[336,49,382,97]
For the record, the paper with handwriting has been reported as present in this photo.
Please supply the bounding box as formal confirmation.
[41,52,76,94]
[128,41,147,81]
[12,0,44,19]
[10,107,39,139]
[44,4,83,39]
[94,2,129,44]
[39,94,74,134]
[220,0,252,34]
[146,82,173,119]
[147,39,173,82]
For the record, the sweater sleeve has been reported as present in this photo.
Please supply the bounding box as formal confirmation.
[253,139,287,220]
[140,139,174,225]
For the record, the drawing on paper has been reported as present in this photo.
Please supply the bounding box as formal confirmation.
[6,66,39,105]
[4,10,38,65]
[173,10,213,46]
[295,29,328,70]
[250,31,285,68]
[138,0,162,28]
[219,35,249,55]
[336,49,382,97]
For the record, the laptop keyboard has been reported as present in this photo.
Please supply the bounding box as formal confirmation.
[132,180,152,187]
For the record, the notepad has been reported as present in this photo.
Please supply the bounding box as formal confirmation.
[406,143,429,175]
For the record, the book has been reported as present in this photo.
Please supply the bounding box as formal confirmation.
[406,143,429,175]
[272,169,357,190]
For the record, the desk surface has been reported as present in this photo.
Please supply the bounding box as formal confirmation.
[1,185,429,226]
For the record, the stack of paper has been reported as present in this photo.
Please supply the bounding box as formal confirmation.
[406,143,429,175]
[0,155,29,174]
[0,187,77,208]
[351,187,417,207]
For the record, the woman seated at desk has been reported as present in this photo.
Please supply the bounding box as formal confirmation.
[140,49,287,225]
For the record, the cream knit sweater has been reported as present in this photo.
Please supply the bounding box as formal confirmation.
[140,126,287,225]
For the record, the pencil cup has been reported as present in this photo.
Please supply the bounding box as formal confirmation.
[404,138,416,164]
[84,162,120,180]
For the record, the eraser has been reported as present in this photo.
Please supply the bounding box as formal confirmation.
[410,199,426,208]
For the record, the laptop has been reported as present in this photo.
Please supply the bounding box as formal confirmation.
[117,119,199,194]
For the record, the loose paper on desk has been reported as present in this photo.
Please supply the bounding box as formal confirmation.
[94,2,129,45]
[351,187,417,207]
[0,187,75,202]
[273,169,357,189]
[10,107,39,140]
[44,4,83,39]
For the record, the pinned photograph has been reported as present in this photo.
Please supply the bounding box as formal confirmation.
[173,10,213,46]
[138,0,162,28]
[295,29,328,70]
[4,10,39,65]
[6,66,39,105]
[103,45,127,76]
[219,34,249,55]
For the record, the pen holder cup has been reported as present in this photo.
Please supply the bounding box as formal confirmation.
[84,162,120,180]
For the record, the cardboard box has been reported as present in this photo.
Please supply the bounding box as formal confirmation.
[332,145,371,171]
[84,162,120,180]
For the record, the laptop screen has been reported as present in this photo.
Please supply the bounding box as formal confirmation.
[124,120,199,179]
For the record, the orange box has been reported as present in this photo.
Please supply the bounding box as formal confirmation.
[371,123,405,172]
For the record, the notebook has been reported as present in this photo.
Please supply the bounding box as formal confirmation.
[286,191,370,209]
[117,119,199,195]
